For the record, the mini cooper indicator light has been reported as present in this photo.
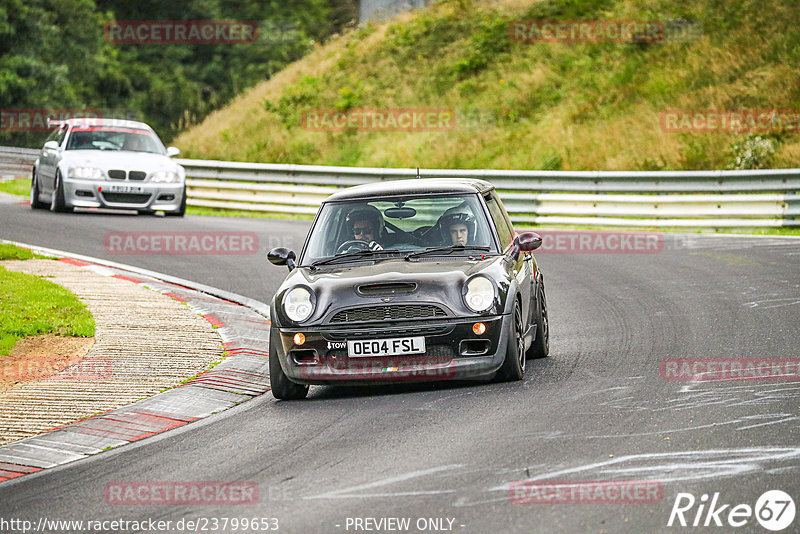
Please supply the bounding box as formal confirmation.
[473,322,486,335]
[293,332,306,345]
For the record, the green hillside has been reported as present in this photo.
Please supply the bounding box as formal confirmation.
[173,0,800,171]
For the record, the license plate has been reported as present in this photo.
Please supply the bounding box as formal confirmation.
[347,337,425,357]
[108,185,143,193]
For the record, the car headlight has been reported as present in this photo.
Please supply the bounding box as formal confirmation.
[68,167,104,180]
[283,286,315,323]
[150,171,179,183]
[463,276,495,313]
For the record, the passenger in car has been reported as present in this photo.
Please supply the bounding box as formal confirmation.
[69,132,93,150]
[123,135,147,152]
[439,211,477,246]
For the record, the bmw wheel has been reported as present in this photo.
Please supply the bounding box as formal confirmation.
[30,170,47,210]
[49,170,70,213]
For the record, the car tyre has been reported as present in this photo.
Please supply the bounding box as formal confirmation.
[49,170,70,213]
[498,300,525,381]
[30,171,47,210]
[165,186,186,217]
[526,282,549,359]
[269,327,309,400]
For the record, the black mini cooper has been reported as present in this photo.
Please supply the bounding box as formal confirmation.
[267,179,549,399]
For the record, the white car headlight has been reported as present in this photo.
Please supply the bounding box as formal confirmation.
[150,171,179,183]
[68,167,104,180]
[283,286,315,322]
[464,276,495,313]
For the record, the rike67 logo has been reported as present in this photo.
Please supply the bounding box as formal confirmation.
[668,490,795,531]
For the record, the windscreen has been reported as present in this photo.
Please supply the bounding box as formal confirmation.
[301,193,497,265]
[65,127,165,154]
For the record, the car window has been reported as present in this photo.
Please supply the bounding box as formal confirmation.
[55,125,68,146]
[485,193,514,251]
[301,193,498,265]
[46,124,68,146]
[65,128,165,153]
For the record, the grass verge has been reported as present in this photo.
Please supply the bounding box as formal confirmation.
[0,244,54,260]
[0,178,29,197]
[187,205,312,220]
[0,260,95,357]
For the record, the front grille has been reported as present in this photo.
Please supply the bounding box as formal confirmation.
[330,304,446,324]
[108,170,126,180]
[129,171,146,180]
[101,192,151,204]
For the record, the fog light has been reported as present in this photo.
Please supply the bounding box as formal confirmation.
[473,322,486,335]
[293,333,305,345]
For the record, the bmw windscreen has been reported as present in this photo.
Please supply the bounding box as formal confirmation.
[65,127,166,154]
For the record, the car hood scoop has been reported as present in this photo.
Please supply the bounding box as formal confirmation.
[356,282,417,296]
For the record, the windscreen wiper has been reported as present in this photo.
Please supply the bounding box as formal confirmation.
[404,245,490,260]
[309,249,401,269]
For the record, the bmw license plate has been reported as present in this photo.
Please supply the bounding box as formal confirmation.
[347,337,425,358]
[108,185,143,193]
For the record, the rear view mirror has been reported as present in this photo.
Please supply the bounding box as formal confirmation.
[43,141,59,150]
[166,146,180,157]
[384,206,416,219]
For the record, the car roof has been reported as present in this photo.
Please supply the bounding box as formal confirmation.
[325,178,495,201]
[62,117,153,131]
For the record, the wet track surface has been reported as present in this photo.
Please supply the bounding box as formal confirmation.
[1,200,799,532]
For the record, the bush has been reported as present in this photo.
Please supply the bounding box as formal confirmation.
[728,135,776,170]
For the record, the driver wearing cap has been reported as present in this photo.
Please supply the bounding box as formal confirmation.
[344,206,384,252]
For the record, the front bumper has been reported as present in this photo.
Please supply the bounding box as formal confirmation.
[62,178,185,212]
[272,315,511,385]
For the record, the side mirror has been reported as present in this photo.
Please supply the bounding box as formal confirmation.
[268,248,296,270]
[43,141,59,151]
[514,232,542,252]
[166,146,181,157]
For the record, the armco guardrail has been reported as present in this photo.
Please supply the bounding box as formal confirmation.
[177,158,800,227]
[0,146,39,175]
[2,146,798,227]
